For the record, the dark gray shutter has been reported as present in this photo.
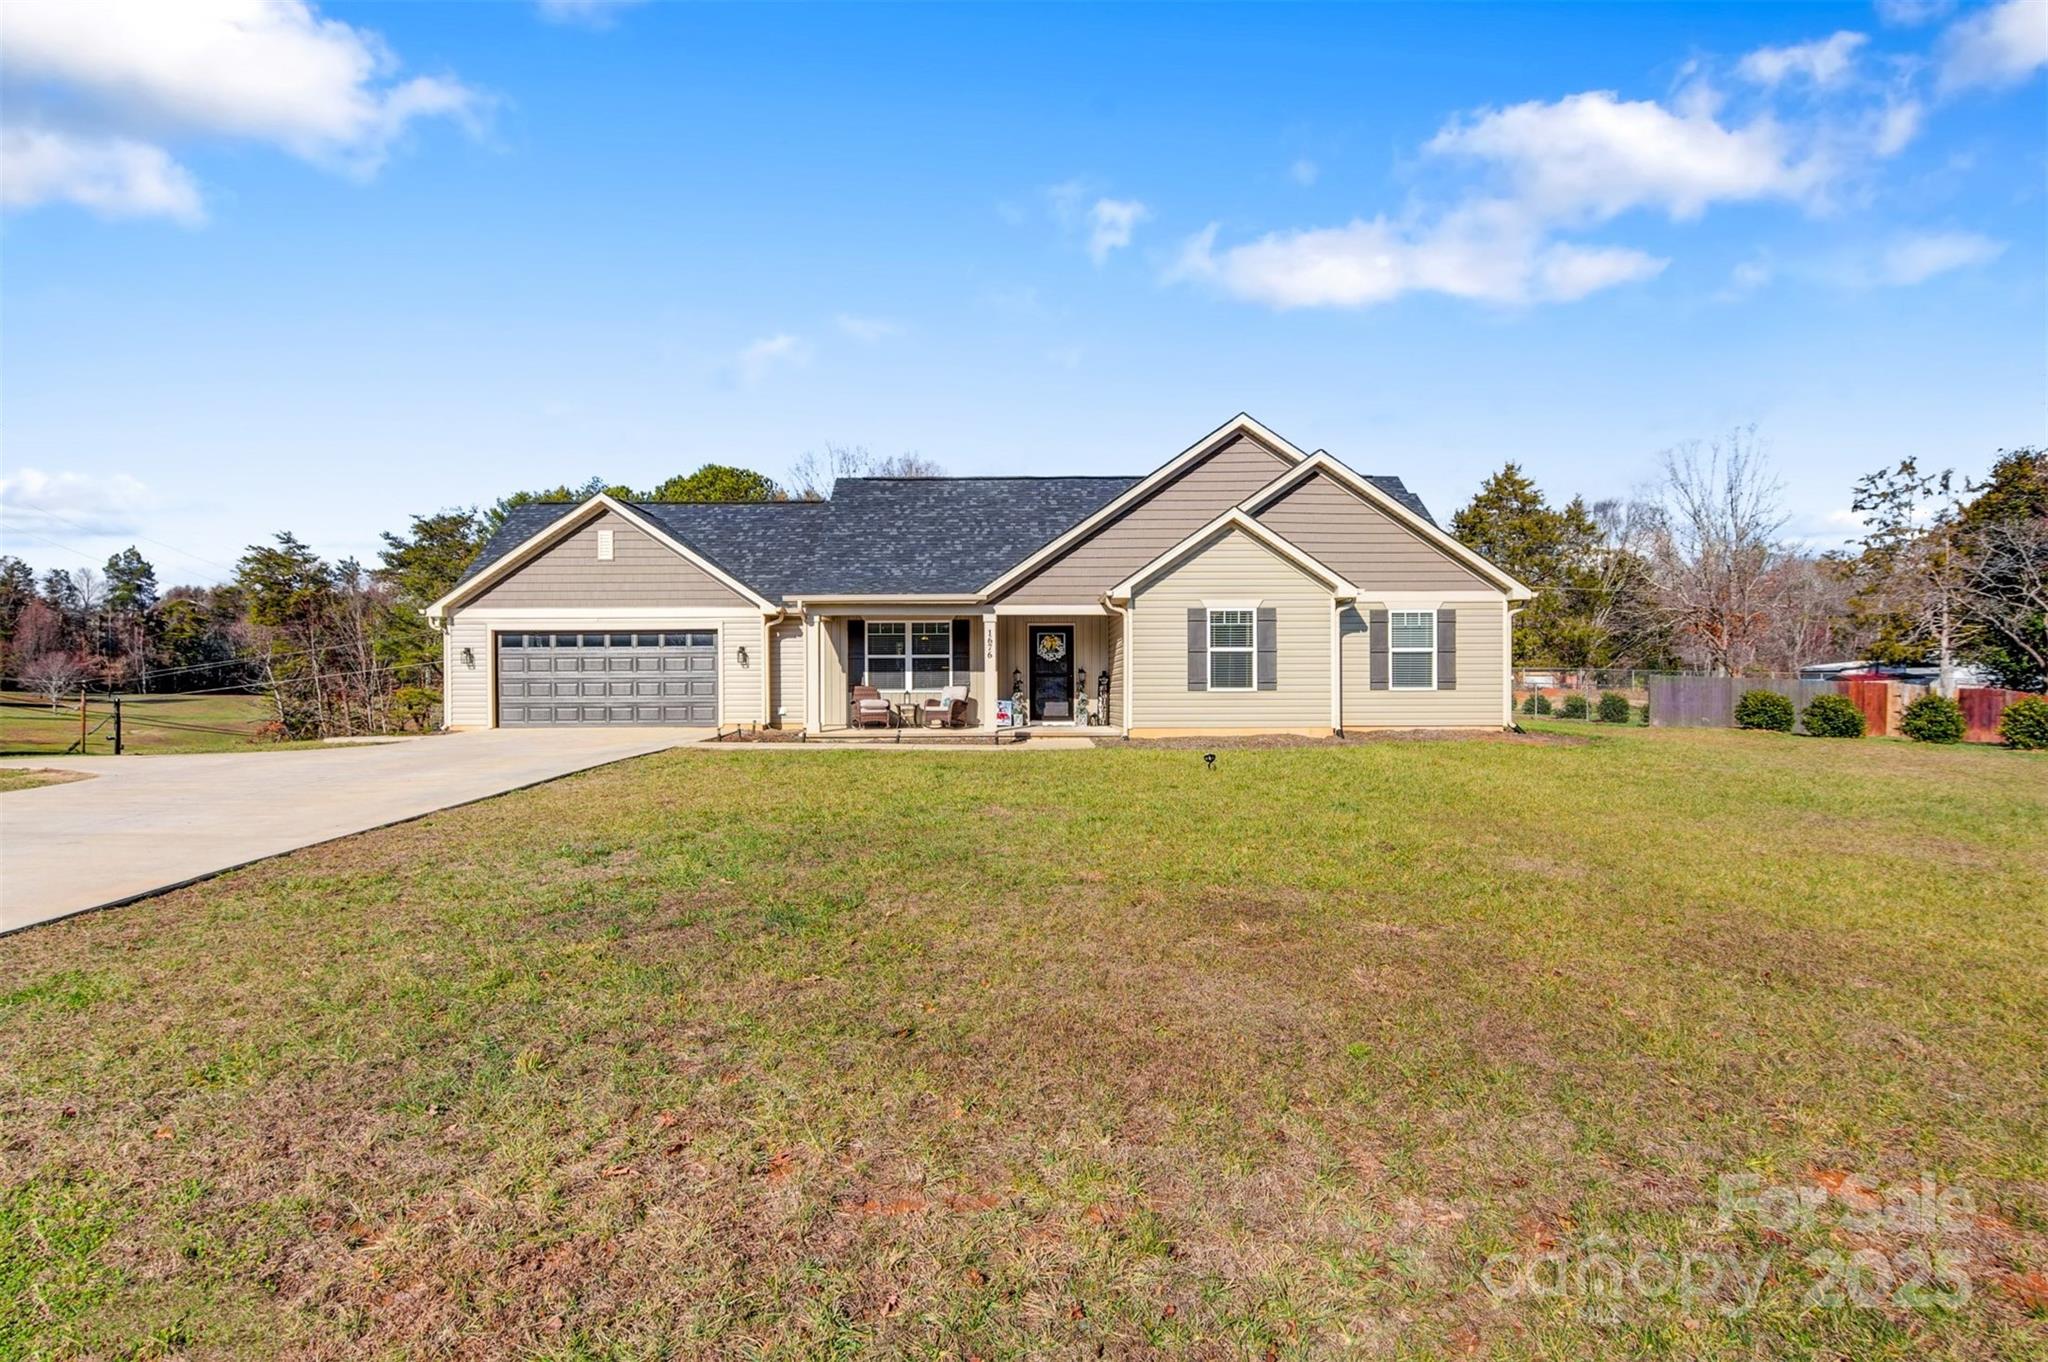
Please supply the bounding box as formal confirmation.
[848,619,866,686]
[951,617,970,677]
[1369,609,1389,690]
[1436,608,1457,689]
[1186,608,1207,690]
[1256,606,1277,690]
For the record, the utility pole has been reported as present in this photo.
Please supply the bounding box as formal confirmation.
[78,688,87,752]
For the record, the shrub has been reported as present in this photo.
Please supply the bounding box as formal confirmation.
[1734,689,1794,732]
[1637,703,1651,726]
[1899,694,1966,745]
[1596,691,1631,724]
[391,685,440,733]
[1533,694,1552,715]
[1802,693,1865,738]
[1559,694,1589,719]
[1521,694,1540,715]
[2001,696,2048,750]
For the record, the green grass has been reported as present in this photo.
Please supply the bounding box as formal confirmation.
[1,689,274,756]
[2,725,2043,1358]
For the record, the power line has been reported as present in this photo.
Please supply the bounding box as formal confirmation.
[2,507,240,577]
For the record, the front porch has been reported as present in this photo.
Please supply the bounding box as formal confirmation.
[795,606,1124,737]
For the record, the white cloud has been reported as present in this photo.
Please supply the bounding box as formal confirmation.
[835,314,901,343]
[1875,0,1954,27]
[0,127,205,224]
[0,0,483,220]
[1427,91,1830,222]
[1717,257,1775,300]
[1169,203,1665,310]
[1879,229,2006,283]
[0,468,155,536]
[1937,0,2048,92]
[1872,98,1925,154]
[1737,31,1869,88]
[1086,197,1149,263]
[1289,158,1320,186]
[535,0,646,26]
[734,334,808,385]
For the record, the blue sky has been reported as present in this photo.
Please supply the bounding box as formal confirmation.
[1,0,2043,586]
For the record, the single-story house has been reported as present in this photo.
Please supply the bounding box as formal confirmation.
[426,414,1535,737]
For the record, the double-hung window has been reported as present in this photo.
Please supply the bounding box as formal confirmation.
[1390,610,1436,689]
[864,621,953,690]
[1207,608,1255,691]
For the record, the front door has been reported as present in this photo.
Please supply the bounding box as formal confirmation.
[1029,626,1073,722]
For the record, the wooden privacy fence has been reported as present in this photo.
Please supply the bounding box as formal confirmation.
[1958,687,2038,744]
[1645,675,1839,733]
[1637,675,2041,742]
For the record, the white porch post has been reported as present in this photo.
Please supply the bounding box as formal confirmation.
[1330,598,1344,735]
[981,611,999,732]
[803,610,822,736]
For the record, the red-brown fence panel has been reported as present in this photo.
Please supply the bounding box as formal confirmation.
[1839,678,1894,736]
[1958,687,2044,744]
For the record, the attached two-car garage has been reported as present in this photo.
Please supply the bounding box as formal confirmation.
[495,630,718,726]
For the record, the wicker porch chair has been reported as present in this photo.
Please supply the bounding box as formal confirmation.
[921,685,969,728]
[850,684,895,729]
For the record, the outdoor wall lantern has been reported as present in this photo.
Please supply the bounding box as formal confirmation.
[461,647,475,667]
[737,645,750,666]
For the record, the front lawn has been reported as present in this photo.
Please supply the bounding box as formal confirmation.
[2,726,2043,1358]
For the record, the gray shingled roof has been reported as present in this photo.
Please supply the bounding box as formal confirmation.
[455,469,1438,601]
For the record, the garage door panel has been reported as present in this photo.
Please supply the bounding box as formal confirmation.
[497,631,717,726]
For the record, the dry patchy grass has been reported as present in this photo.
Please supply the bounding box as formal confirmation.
[0,768,93,794]
[2,725,2044,1359]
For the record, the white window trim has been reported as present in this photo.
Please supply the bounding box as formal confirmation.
[1389,609,1436,690]
[1207,607,1256,692]
[862,619,954,691]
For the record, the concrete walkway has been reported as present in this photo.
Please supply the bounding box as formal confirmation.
[0,728,699,934]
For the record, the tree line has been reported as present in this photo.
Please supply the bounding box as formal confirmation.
[0,446,937,736]
[1449,434,2044,690]
[2,437,2041,736]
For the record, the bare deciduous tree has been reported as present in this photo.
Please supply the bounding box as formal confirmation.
[20,651,92,709]
[1960,513,2048,686]
[1647,428,1789,675]
[786,444,945,500]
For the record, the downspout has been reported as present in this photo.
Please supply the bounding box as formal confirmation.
[1100,593,1132,738]
[761,605,794,729]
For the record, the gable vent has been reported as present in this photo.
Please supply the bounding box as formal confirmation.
[596,528,615,561]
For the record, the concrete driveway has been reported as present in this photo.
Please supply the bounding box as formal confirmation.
[0,727,699,934]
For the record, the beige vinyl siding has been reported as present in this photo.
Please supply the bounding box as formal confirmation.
[1340,601,1506,728]
[769,622,805,728]
[1128,527,1332,729]
[1253,472,1493,591]
[997,614,1113,722]
[468,510,750,609]
[443,614,491,728]
[999,436,1293,604]
[719,623,761,726]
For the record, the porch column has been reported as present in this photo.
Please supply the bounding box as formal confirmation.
[980,611,999,731]
[803,610,822,736]
[1330,598,1344,735]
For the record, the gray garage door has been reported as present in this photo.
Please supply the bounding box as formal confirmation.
[496,630,718,725]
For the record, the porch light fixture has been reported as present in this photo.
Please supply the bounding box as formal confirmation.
[461,647,475,667]
[737,645,750,666]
